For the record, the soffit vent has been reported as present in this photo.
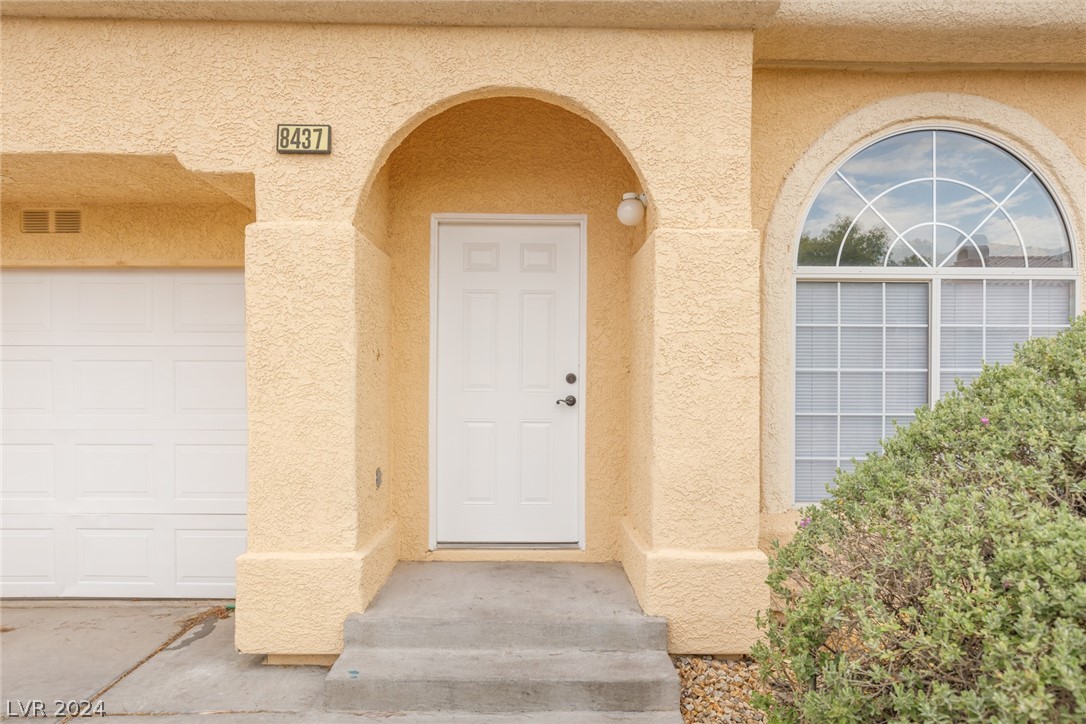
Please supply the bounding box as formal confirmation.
[20,209,50,233]
[53,210,82,234]
[20,209,82,234]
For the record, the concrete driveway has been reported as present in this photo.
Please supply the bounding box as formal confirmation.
[0,601,330,721]
[0,602,673,722]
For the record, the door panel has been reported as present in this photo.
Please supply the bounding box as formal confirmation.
[434,220,582,544]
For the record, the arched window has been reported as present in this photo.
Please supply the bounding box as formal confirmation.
[794,129,1077,503]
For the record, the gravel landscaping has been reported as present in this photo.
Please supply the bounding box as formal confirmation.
[673,656,767,723]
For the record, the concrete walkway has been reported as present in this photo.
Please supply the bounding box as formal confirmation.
[0,600,679,722]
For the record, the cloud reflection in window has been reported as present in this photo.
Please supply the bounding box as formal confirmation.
[798,130,1072,269]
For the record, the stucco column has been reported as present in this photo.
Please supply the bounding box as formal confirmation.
[622,225,769,653]
[235,221,377,660]
[616,26,769,652]
[650,226,762,550]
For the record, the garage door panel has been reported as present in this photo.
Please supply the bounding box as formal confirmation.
[75,443,158,501]
[175,442,248,504]
[3,270,243,347]
[175,527,247,594]
[1,359,54,414]
[1,514,246,597]
[3,346,246,431]
[173,276,245,332]
[0,275,52,331]
[75,526,158,587]
[1,269,246,598]
[75,359,155,414]
[74,277,155,332]
[3,430,247,516]
[0,527,58,595]
[0,443,56,500]
[174,358,247,414]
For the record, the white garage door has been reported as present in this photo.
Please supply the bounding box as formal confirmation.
[1,269,247,597]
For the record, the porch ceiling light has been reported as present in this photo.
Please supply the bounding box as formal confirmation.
[617,192,647,226]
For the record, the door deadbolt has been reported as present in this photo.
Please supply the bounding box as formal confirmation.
[565,372,577,384]
[556,395,577,407]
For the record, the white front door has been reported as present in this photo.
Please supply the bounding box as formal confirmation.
[433,217,584,545]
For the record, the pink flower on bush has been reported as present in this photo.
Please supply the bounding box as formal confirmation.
[799,517,811,528]
[981,417,990,426]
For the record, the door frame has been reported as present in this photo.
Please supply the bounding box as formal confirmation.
[428,214,588,550]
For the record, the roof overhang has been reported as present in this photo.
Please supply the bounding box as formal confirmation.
[3,1,1082,65]
[0,0,782,30]
[757,0,1086,67]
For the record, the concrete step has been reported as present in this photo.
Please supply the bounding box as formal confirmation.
[325,647,680,713]
[343,612,667,651]
[342,561,668,652]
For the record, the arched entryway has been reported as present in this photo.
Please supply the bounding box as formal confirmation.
[354,96,649,561]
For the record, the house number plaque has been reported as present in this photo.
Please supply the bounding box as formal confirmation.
[276,124,331,154]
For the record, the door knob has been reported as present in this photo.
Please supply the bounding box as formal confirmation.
[556,395,577,407]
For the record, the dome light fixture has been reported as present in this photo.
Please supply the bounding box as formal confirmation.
[617,192,647,226]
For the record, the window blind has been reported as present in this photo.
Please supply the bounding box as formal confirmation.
[940,279,1074,394]
[795,282,929,502]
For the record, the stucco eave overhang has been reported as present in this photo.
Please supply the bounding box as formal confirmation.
[756,0,1086,67]
[0,0,782,29]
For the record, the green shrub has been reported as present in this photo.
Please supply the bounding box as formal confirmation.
[753,317,1086,723]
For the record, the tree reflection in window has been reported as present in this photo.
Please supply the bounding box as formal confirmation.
[798,131,1073,269]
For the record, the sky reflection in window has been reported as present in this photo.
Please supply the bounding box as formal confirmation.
[798,130,1072,268]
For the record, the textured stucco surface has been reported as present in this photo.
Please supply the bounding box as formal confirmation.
[1,203,248,267]
[631,228,762,551]
[380,97,640,562]
[622,225,767,650]
[626,233,657,548]
[2,18,753,232]
[753,82,1086,550]
[355,232,394,545]
[355,164,391,255]
[244,222,360,552]
[239,220,400,653]
[621,522,769,653]
[235,522,397,655]
[620,222,766,650]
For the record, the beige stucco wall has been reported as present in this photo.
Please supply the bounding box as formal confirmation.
[2,18,751,227]
[753,70,1086,551]
[0,203,248,267]
[0,15,773,655]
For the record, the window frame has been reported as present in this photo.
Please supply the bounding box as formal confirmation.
[791,125,1079,505]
